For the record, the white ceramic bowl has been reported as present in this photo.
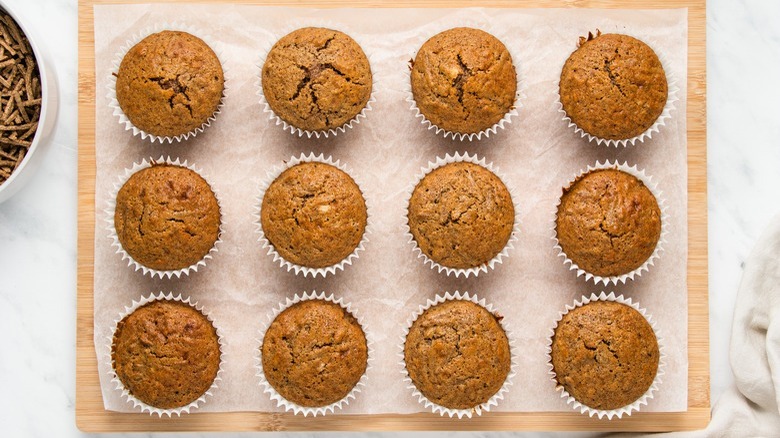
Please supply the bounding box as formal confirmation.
[0,1,59,203]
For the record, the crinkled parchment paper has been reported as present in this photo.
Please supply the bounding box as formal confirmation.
[93,5,688,414]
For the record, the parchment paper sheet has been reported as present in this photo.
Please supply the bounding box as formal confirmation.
[93,5,688,414]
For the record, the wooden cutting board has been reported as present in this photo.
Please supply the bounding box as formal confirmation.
[76,0,707,431]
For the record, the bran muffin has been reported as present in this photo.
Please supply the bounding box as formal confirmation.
[114,163,221,272]
[555,168,661,278]
[411,27,517,135]
[407,161,514,270]
[261,299,368,408]
[550,300,660,411]
[111,299,221,410]
[115,30,224,138]
[260,161,367,269]
[559,32,668,140]
[404,299,511,410]
[261,27,372,132]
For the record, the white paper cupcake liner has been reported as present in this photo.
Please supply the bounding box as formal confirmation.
[106,291,226,417]
[556,31,679,147]
[255,290,373,416]
[105,156,224,279]
[552,160,669,285]
[399,291,517,418]
[256,20,376,139]
[545,291,666,419]
[403,152,520,278]
[254,152,371,278]
[107,21,228,144]
[405,21,525,141]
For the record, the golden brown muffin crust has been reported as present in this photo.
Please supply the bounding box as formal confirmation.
[261,300,368,407]
[555,168,661,277]
[260,162,367,268]
[114,164,221,271]
[116,30,224,138]
[551,301,659,411]
[408,162,514,269]
[404,300,511,410]
[559,33,668,140]
[411,27,517,135]
[262,27,372,132]
[111,300,221,409]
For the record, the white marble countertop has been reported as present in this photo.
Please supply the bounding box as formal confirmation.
[0,0,777,436]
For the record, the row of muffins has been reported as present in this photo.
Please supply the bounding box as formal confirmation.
[111,26,672,144]
[108,153,664,284]
[110,290,661,418]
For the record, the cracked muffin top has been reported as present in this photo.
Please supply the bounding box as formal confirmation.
[407,161,514,270]
[261,299,368,407]
[555,168,661,278]
[261,27,372,132]
[559,32,668,140]
[411,27,517,135]
[260,161,367,269]
[111,300,221,409]
[551,300,659,411]
[115,30,224,138]
[114,163,221,271]
[404,300,511,410]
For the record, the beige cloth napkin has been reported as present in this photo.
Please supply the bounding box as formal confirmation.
[701,213,780,436]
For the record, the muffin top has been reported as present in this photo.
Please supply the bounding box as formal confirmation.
[111,300,221,409]
[404,300,511,410]
[262,299,368,407]
[555,168,661,277]
[115,30,224,138]
[261,161,367,269]
[411,27,517,135]
[551,300,659,411]
[262,27,372,132]
[559,32,668,140]
[114,164,221,271]
[407,161,514,270]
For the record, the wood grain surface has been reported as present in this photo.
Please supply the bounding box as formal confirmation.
[77,0,708,431]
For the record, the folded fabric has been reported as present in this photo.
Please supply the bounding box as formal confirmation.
[731,215,780,415]
[718,212,780,434]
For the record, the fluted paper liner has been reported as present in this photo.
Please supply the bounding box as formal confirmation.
[255,152,371,278]
[406,22,525,141]
[107,21,228,143]
[404,152,520,278]
[106,292,225,417]
[546,292,666,419]
[399,291,517,418]
[552,160,669,285]
[255,291,373,416]
[105,156,224,279]
[556,33,679,147]
[256,21,376,139]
